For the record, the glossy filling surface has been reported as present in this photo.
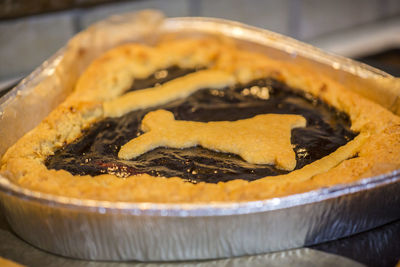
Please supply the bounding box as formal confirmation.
[46,67,357,183]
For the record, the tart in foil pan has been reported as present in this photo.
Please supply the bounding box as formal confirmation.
[0,11,399,261]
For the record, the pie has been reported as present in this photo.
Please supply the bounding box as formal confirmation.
[1,37,400,203]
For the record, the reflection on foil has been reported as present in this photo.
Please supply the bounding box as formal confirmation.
[0,207,363,267]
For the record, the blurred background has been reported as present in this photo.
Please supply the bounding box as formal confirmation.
[1,0,400,90]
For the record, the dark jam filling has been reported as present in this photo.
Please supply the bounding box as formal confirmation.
[127,66,200,92]
[46,67,357,183]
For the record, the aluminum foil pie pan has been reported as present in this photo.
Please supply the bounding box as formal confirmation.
[1,11,400,261]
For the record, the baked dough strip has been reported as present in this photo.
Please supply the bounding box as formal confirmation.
[258,133,369,183]
[118,109,306,171]
[103,69,235,117]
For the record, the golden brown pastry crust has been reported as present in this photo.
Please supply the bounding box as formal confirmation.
[2,37,400,203]
[0,257,25,267]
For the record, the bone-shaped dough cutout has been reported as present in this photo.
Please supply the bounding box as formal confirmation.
[118,109,306,171]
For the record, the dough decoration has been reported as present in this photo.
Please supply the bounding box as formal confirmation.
[104,69,235,117]
[118,109,307,171]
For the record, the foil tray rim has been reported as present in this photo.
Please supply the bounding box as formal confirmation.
[0,49,66,109]
[163,17,393,79]
[0,16,399,217]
